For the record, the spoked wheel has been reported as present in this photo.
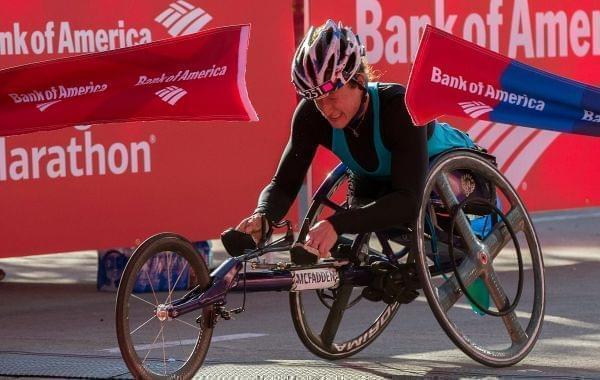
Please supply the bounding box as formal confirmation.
[116,233,214,379]
[414,151,545,367]
[289,164,400,360]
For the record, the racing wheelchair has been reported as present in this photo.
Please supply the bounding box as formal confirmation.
[115,148,545,379]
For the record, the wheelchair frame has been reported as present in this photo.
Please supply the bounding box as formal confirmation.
[115,148,545,378]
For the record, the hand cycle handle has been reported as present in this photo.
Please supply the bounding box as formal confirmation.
[290,243,320,266]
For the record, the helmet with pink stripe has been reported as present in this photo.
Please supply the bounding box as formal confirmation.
[291,20,365,100]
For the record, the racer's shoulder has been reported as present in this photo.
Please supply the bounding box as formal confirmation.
[375,82,407,103]
[291,98,329,142]
[293,98,327,126]
[374,82,425,140]
[374,82,410,116]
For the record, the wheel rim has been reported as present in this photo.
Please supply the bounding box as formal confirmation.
[117,237,212,378]
[415,152,545,367]
[291,285,399,357]
[290,165,401,358]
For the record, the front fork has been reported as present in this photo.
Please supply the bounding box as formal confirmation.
[166,257,247,320]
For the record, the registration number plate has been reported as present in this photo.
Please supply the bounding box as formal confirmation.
[291,267,339,291]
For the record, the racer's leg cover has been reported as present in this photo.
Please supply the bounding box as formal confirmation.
[468,278,491,316]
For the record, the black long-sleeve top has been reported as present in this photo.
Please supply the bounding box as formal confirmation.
[254,83,430,234]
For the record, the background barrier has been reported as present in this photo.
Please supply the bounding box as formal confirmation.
[0,0,598,258]
[0,0,297,257]
[308,0,600,212]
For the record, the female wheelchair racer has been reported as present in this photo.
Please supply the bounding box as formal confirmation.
[237,19,475,268]
[115,20,544,378]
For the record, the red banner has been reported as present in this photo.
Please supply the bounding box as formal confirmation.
[0,1,297,258]
[406,25,600,137]
[0,24,257,136]
[308,0,600,212]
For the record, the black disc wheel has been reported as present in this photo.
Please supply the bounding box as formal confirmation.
[414,151,545,367]
[289,165,401,360]
[116,233,214,379]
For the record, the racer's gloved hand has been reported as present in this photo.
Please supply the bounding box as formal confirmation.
[305,220,338,259]
[235,212,272,246]
[221,229,256,257]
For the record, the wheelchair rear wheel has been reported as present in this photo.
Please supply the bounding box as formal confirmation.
[414,151,545,367]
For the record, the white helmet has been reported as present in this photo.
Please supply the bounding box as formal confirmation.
[292,19,365,100]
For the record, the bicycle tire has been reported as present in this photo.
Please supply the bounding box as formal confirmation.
[116,233,214,379]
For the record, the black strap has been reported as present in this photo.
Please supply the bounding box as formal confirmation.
[345,78,369,136]
[426,120,436,139]
[256,213,273,248]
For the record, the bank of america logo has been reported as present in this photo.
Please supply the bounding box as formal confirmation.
[36,100,62,112]
[155,86,188,105]
[459,101,494,118]
[467,121,560,189]
[155,1,213,37]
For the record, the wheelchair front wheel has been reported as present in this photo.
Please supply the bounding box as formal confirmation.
[414,151,545,367]
[115,233,214,379]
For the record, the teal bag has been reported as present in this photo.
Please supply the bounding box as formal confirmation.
[427,122,476,157]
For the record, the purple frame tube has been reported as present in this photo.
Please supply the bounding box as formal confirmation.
[167,256,373,319]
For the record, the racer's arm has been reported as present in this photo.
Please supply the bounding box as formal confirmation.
[326,97,428,234]
[254,101,322,223]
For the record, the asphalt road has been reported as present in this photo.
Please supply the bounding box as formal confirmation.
[0,208,599,379]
